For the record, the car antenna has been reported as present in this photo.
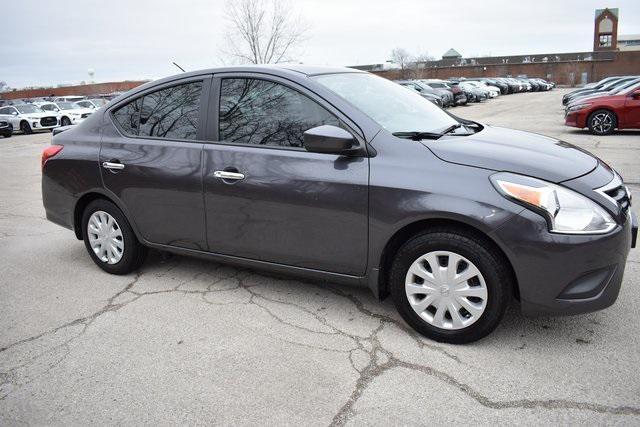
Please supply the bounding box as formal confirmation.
[172,62,186,73]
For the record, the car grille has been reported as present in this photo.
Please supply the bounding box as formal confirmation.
[40,116,57,127]
[597,174,631,215]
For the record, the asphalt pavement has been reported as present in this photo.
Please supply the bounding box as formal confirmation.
[1,88,639,425]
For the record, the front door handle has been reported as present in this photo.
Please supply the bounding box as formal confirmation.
[102,161,125,170]
[213,170,245,181]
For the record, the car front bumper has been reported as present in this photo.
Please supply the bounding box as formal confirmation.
[30,117,59,131]
[491,208,636,316]
[564,110,588,128]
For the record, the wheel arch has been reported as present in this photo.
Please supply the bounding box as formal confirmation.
[376,217,519,301]
[73,191,143,243]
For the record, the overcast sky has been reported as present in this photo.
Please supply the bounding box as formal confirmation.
[2,0,639,88]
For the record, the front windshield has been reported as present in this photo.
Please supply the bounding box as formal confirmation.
[15,104,41,114]
[314,73,458,134]
[58,102,80,110]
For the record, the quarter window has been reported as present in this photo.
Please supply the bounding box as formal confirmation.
[219,78,339,148]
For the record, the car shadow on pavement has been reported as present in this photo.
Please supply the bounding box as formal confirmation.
[134,248,608,350]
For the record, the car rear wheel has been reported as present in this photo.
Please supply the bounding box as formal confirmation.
[389,229,512,344]
[588,110,616,135]
[20,121,32,134]
[82,199,147,275]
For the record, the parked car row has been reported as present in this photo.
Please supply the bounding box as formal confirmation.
[394,76,554,108]
[564,75,640,135]
[0,96,112,136]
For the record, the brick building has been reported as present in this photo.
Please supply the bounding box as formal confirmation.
[355,7,640,86]
[1,80,147,101]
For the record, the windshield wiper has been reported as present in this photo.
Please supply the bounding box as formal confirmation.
[438,123,462,135]
[392,131,443,140]
[392,123,465,141]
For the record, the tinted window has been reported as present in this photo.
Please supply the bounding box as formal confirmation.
[219,78,339,148]
[139,81,202,140]
[113,98,141,136]
[0,108,9,114]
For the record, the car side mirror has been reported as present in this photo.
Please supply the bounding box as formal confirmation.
[632,91,640,100]
[12,112,18,116]
[303,125,356,155]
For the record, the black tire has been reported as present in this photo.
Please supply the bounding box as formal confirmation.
[587,109,617,135]
[1,132,11,138]
[61,116,71,126]
[20,121,32,134]
[389,228,512,344]
[81,199,147,275]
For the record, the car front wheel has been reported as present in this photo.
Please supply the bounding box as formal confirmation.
[61,117,71,126]
[20,121,32,134]
[588,110,616,135]
[82,199,147,275]
[390,228,512,344]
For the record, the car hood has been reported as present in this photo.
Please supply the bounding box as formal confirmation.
[421,125,598,183]
[20,112,57,118]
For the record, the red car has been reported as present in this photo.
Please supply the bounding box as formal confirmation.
[565,83,640,135]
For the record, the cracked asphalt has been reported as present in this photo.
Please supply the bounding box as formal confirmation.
[1,88,639,425]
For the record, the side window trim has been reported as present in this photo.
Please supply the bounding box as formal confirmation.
[205,73,364,151]
[108,75,212,144]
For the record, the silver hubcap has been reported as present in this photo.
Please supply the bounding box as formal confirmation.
[592,113,613,133]
[88,211,124,264]
[405,251,488,330]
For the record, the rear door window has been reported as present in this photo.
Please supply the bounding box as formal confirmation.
[112,80,202,140]
[139,81,202,140]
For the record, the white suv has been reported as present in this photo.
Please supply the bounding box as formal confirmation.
[35,102,94,126]
[0,104,59,134]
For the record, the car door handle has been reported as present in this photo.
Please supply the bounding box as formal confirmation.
[102,161,125,170]
[213,170,245,181]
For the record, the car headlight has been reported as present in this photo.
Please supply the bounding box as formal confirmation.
[567,103,591,112]
[491,172,616,234]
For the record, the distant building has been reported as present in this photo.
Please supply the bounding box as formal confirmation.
[442,48,462,59]
[618,34,640,51]
[593,8,618,51]
[349,7,639,86]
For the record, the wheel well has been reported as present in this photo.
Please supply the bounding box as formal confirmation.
[73,193,112,239]
[377,218,519,301]
[19,120,29,128]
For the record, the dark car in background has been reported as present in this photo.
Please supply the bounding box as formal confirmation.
[420,79,468,106]
[0,120,12,137]
[395,80,449,107]
[41,65,636,344]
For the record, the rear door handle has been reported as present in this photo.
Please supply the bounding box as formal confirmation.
[213,170,245,181]
[102,161,125,170]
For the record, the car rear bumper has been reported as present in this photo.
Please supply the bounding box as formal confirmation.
[491,208,635,316]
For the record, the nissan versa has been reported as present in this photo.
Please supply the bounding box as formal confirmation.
[41,65,637,343]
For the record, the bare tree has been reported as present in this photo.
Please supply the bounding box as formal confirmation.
[390,48,412,72]
[222,0,308,64]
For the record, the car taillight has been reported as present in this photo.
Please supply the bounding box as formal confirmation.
[41,145,63,171]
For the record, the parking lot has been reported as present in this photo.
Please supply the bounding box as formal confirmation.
[1,88,639,425]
